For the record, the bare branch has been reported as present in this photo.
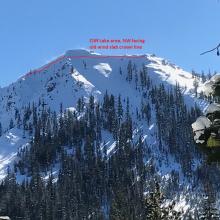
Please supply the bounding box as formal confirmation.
[200,43,220,56]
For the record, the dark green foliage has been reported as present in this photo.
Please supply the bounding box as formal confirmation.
[0,89,182,219]
[127,60,133,82]
[199,184,220,220]
[0,66,210,219]
[0,122,2,136]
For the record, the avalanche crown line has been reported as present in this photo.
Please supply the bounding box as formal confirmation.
[22,54,147,79]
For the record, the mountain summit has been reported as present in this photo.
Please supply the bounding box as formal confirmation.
[0,49,215,218]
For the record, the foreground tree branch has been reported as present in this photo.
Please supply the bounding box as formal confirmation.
[200,43,220,56]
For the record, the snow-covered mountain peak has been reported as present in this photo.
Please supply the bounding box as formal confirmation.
[0,49,214,217]
[65,49,100,57]
[0,50,205,130]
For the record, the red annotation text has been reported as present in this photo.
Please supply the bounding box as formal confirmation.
[89,38,145,50]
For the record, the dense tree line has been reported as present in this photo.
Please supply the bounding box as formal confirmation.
[0,92,181,219]
[0,60,217,219]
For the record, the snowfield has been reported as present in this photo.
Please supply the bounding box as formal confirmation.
[93,63,112,77]
[0,128,29,179]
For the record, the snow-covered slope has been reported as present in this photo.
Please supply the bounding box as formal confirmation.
[0,128,30,179]
[0,49,211,214]
[0,49,206,129]
[0,49,207,173]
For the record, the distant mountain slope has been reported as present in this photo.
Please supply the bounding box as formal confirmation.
[0,49,207,180]
[0,49,205,130]
[0,49,212,217]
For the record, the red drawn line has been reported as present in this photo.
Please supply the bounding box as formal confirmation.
[22,55,147,79]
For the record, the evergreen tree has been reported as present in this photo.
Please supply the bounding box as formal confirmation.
[0,122,2,136]
[127,60,133,82]
[9,118,14,129]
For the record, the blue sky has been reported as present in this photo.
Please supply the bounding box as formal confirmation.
[0,0,220,87]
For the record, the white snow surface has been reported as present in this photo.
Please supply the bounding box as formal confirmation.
[192,116,211,131]
[205,102,220,115]
[202,73,220,96]
[192,116,211,144]
[93,63,112,77]
[0,128,29,179]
